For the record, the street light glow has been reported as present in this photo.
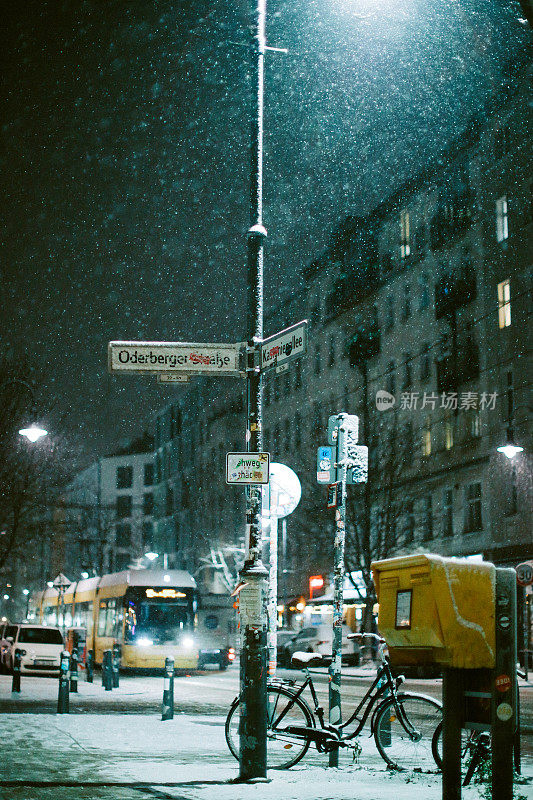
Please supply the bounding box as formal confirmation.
[497,444,524,459]
[81,571,89,579]
[22,589,30,596]
[19,426,48,443]
[145,551,159,561]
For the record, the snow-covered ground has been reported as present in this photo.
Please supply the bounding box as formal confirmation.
[1,675,532,800]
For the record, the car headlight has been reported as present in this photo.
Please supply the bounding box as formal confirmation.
[182,636,194,650]
[137,637,153,647]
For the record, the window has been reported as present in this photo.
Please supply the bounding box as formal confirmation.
[506,369,514,419]
[144,463,154,486]
[443,489,453,536]
[143,492,154,516]
[385,295,395,331]
[294,360,302,389]
[422,418,432,456]
[402,284,411,321]
[115,522,131,545]
[464,482,482,532]
[422,496,433,541]
[445,413,454,450]
[496,195,509,243]
[116,495,132,519]
[294,412,301,449]
[314,344,321,375]
[400,209,410,258]
[142,521,153,546]
[328,336,336,367]
[497,279,511,328]
[116,466,133,489]
[420,344,431,382]
[419,274,430,311]
[404,500,415,544]
[402,353,412,390]
[386,361,396,395]
[284,418,291,451]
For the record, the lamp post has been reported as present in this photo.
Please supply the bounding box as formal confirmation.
[22,589,30,620]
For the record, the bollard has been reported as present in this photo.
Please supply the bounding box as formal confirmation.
[70,647,78,693]
[102,649,113,691]
[11,649,23,693]
[112,642,120,688]
[86,648,94,683]
[57,650,70,713]
[162,656,175,721]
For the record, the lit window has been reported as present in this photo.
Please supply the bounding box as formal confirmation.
[445,413,454,450]
[422,418,432,456]
[497,279,511,328]
[400,209,410,258]
[443,489,453,537]
[496,196,508,242]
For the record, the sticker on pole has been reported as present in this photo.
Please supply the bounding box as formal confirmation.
[516,562,533,587]
[226,452,270,484]
[317,446,333,483]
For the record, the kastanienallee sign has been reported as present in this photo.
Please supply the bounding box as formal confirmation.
[108,341,245,376]
[260,320,307,371]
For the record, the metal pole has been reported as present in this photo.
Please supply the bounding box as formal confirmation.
[112,642,120,688]
[57,651,70,714]
[442,668,463,800]
[281,517,287,625]
[329,423,347,767]
[491,568,517,800]
[69,647,78,693]
[267,510,278,675]
[86,648,94,683]
[162,656,175,720]
[11,649,22,693]
[238,0,268,781]
[102,649,113,691]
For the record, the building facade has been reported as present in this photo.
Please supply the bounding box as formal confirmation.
[152,69,531,609]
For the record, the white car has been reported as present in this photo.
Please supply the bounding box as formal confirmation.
[4,624,64,674]
[281,624,361,667]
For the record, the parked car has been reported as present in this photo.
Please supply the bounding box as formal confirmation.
[279,624,361,667]
[3,624,64,674]
[198,645,236,671]
[276,629,299,666]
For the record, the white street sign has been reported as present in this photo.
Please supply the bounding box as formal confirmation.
[158,374,190,383]
[260,320,307,373]
[108,341,245,377]
[226,452,270,484]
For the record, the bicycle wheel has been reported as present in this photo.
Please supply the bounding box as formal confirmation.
[225,684,314,769]
[432,721,489,785]
[374,693,442,771]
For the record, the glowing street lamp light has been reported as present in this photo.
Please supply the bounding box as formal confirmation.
[497,426,524,459]
[18,426,48,443]
[144,551,159,562]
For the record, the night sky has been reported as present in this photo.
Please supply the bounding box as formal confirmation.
[1,0,529,463]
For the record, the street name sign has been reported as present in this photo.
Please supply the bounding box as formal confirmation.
[260,320,307,374]
[108,341,245,377]
[226,452,270,484]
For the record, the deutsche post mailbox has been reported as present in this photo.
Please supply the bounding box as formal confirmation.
[372,554,496,669]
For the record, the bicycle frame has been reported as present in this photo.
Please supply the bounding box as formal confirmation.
[271,659,402,744]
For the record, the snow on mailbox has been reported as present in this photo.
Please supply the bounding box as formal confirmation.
[372,554,496,670]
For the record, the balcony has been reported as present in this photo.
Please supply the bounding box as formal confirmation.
[348,322,381,367]
[434,266,477,320]
[429,192,473,251]
[436,338,479,392]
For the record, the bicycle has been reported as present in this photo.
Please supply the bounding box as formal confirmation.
[431,724,491,786]
[225,632,442,770]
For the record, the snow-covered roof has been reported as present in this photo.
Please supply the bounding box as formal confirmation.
[98,569,196,589]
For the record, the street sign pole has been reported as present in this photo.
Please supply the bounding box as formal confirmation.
[238,0,268,781]
[328,417,348,768]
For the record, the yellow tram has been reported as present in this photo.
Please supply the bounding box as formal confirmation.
[32,569,200,669]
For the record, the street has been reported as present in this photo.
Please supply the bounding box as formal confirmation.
[1,665,533,799]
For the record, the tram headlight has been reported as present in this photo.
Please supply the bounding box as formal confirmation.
[182,636,194,650]
[137,637,153,647]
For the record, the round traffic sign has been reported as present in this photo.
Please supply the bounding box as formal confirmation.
[516,561,533,587]
[269,462,301,518]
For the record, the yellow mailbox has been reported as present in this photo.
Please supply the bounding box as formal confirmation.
[372,554,496,669]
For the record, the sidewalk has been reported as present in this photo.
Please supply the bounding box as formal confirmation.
[2,710,533,800]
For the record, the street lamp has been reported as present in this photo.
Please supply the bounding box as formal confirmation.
[18,426,48,443]
[144,551,159,562]
[497,426,524,459]
[22,588,30,619]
